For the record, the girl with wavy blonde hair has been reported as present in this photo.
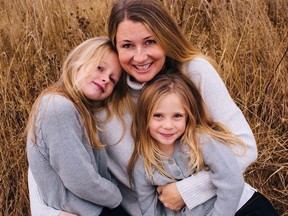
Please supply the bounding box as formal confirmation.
[129,74,278,216]
[26,37,128,216]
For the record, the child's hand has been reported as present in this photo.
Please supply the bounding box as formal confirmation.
[157,183,185,211]
[58,211,77,216]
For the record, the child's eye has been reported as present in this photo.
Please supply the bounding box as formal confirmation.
[110,77,116,84]
[174,114,183,118]
[97,66,103,72]
[153,113,162,118]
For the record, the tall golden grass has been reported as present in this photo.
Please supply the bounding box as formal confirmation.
[0,0,287,215]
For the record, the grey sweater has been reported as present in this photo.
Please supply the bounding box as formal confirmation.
[133,135,250,216]
[27,94,122,216]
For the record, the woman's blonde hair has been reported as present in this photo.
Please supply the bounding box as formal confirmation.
[26,37,126,149]
[128,74,246,183]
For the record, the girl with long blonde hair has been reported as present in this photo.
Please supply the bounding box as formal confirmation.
[129,74,278,216]
[26,37,128,216]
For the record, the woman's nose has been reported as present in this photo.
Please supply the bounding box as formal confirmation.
[133,47,147,63]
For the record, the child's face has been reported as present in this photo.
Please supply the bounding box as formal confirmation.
[77,51,122,101]
[149,93,186,154]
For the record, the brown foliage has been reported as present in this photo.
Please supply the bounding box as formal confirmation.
[0,0,287,215]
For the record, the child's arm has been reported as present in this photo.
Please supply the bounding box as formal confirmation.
[200,136,245,216]
[43,96,122,208]
[132,158,160,216]
[28,168,78,216]
[28,95,122,213]
[28,168,63,216]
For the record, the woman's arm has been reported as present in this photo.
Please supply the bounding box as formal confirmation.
[159,171,216,210]
[157,183,184,211]
[159,57,257,210]
[186,57,258,169]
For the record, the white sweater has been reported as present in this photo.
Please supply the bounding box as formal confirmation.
[28,57,257,215]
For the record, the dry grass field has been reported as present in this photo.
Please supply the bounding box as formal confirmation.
[0,0,287,215]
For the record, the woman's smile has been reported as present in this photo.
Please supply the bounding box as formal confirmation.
[133,63,152,72]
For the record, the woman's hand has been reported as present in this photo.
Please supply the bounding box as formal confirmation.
[157,183,185,211]
[58,211,77,216]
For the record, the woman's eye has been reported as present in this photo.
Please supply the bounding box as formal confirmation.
[146,39,156,45]
[122,44,133,49]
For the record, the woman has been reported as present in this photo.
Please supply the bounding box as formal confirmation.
[29,0,257,215]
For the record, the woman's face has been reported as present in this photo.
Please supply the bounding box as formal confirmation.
[116,20,166,83]
[77,51,122,101]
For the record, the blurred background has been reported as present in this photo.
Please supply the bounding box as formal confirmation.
[0,0,287,215]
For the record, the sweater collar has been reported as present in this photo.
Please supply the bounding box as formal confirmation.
[126,75,146,91]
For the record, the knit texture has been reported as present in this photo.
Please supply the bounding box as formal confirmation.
[133,135,250,216]
[27,94,122,216]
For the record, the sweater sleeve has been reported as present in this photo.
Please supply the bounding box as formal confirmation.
[133,158,159,215]
[28,168,61,216]
[176,57,257,209]
[201,137,245,216]
[39,95,122,208]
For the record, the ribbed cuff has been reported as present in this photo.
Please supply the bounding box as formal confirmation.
[175,171,216,210]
